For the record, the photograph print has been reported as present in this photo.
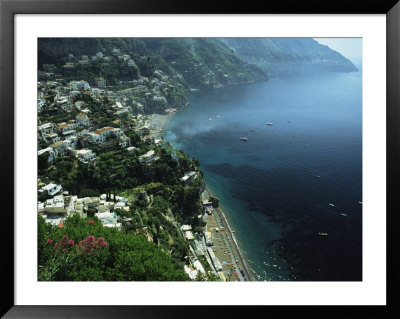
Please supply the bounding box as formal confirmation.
[37,37,362,282]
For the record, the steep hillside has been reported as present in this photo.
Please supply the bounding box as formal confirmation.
[142,38,268,89]
[218,38,358,76]
[38,38,268,90]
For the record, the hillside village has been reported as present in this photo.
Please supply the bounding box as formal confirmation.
[36,47,233,282]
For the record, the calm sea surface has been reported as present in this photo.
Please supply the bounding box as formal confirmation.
[164,69,362,281]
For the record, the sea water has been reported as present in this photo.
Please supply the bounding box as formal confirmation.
[164,69,362,281]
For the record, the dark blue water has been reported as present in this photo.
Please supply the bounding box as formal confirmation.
[164,70,362,281]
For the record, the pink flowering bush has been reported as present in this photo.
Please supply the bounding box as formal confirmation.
[53,235,70,253]
[46,239,53,244]
[67,239,74,245]
[88,220,95,225]
[76,235,108,255]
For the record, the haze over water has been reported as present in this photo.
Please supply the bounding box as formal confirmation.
[165,69,362,281]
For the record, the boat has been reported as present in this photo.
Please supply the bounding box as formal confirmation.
[340,213,348,217]
[329,203,335,207]
[314,174,321,178]
[216,115,220,118]
[266,122,274,126]
[318,232,328,236]
[358,201,362,204]
[208,118,212,121]
[240,137,248,141]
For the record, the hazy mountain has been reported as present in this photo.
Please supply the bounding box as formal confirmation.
[218,38,358,77]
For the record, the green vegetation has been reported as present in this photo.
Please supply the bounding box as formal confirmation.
[38,214,188,281]
[209,196,219,208]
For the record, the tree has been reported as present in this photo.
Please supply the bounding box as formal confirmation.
[209,196,219,208]
[38,153,49,172]
[79,188,100,198]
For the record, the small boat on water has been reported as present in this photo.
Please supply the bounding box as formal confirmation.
[240,137,248,141]
[340,213,348,217]
[216,115,220,118]
[208,118,212,121]
[318,232,328,236]
[329,203,335,207]
[314,174,321,178]
[358,201,363,204]
[266,122,274,126]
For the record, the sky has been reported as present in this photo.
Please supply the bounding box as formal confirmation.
[314,38,362,63]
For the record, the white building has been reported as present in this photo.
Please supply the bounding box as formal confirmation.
[95,77,106,88]
[180,171,198,184]
[95,211,121,229]
[127,146,137,153]
[38,123,56,137]
[138,150,159,163]
[75,149,96,164]
[69,80,90,91]
[57,122,78,134]
[75,113,90,126]
[184,265,198,280]
[38,147,56,162]
[40,183,62,196]
[184,231,194,240]
[193,260,206,274]
[89,127,114,144]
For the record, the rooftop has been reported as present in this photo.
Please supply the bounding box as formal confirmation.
[94,127,114,135]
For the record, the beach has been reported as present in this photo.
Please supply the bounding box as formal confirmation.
[155,109,253,281]
[201,186,253,281]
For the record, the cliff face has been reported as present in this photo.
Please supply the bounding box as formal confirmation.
[141,38,268,89]
[38,38,268,90]
[218,38,358,77]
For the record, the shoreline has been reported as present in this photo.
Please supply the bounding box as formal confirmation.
[156,105,254,282]
[201,185,254,282]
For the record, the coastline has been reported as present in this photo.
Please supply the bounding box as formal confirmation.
[157,105,254,282]
[201,185,254,282]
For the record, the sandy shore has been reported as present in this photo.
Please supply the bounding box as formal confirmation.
[201,186,253,281]
[149,112,175,137]
[154,108,253,281]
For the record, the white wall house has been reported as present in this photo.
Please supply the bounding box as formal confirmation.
[40,183,62,196]
[138,150,159,163]
[57,122,78,134]
[89,127,114,144]
[75,113,90,126]
[50,141,68,157]
[38,147,56,162]
[95,211,121,229]
[75,149,96,164]
[38,123,56,137]
[69,80,90,91]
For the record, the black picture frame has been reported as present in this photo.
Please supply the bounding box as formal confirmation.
[1,0,399,318]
